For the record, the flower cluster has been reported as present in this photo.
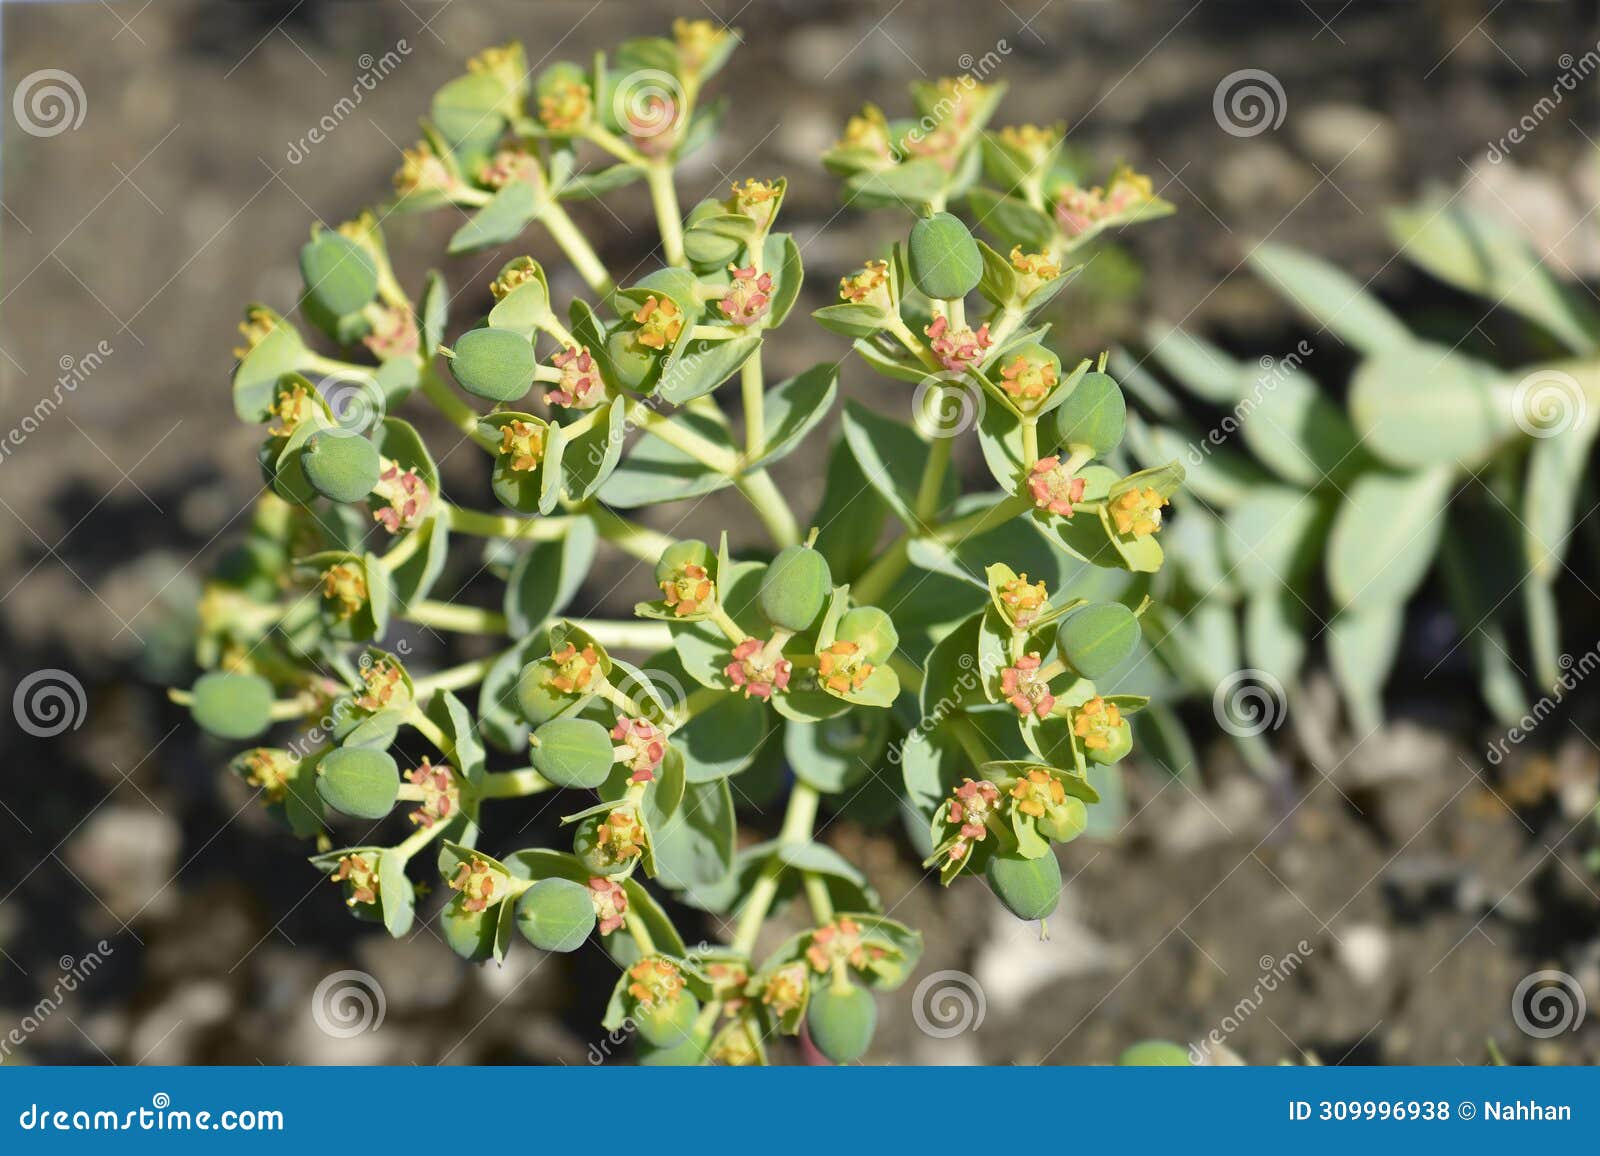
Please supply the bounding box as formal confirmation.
[184,20,1182,1068]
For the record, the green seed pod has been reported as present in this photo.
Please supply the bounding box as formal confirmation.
[836,605,899,664]
[605,328,657,390]
[985,850,1062,921]
[1118,1040,1192,1066]
[529,717,616,789]
[653,538,713,587]
[189,671,274,741]
[450,327,536,402]
[805,981,877,1063]
[300,432,382,504]
[683,200,743,269]
[908,212,983,300]
[1056,603,1140,680]
[315,747,399,819]
[1051,371,1126,457]
[299,233,378,320]
[635,990,701,1048]
[759,544,832,632]
[515,877,596,952]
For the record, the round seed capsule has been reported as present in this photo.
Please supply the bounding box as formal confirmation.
[315,746,400,819]
[985,850,1062,921]
[300,432,382,504]
[450,327,536,402]
[908,212,982,300]
[635,991,700,1048]
[1118,1040,1192,1066]
[529,717,615,789]
[758,544,831,632]
[189,671,275,741]
[514,877,597,952]
[805,982,877,1063]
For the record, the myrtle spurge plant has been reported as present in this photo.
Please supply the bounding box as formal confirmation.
[176,22,1183,1065]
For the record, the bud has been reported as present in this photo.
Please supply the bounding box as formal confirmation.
[759,543,831,631]
[514,877,596,952]
[908,212,982,300]
[806,981,876,1064]
[985,850,1061,921]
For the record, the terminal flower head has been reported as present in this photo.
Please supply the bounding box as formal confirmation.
[371,460,432,534]
[1073,695,1125,752]
[548,641,602,695]
[1001,651,1054,719]
[538,78,592,133]
[838,259,892,311]
[631,295,683,351]
[1028,456,1087,517]
[999,350,1057,409]
[588,876,629,935]
[611,717,666,781]
[943,778,1001,863]
[449,856,500,913]
[405,758,458,829]
[322,562,369,621]
[817,640,873,697]
[497,419,545,473]
[925,315,992,374]
[332,853,380,908]
[726,178,781,231]
[548,345,603,408]
[997,572,1049,628]
[725,637,792,701]
[718,265,773,327]
[356,656,409,713]
[1110,486,1167,537]
[394,140,456,198]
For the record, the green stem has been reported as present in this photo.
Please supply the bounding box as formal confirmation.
[581,620,674,651]
[913,434,952,528]
[801,871,835,924]
[731,782,821,957]
[646,162,686,267]
[629,401,740,474]
[391,815,447,865]
[1022,419,1040,468]
[625,910,658,958]
[933,493,1032,546]
[588,503,678,563]
[477,767,556,798]
[741,347,765,460]
[542,198,615,297]
[445,505,574,541]
[405,600,509,635]
[419,367,496,448]
[411,652,503,698]
[406,706,457,768]
[735,469,802,549]
[850,540,908,606]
